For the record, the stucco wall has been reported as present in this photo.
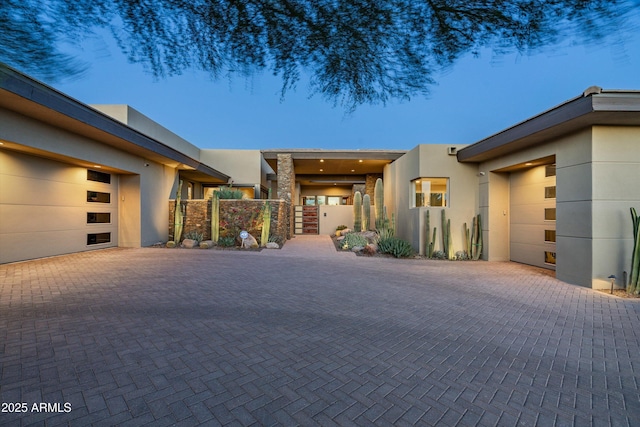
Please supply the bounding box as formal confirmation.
[590,126,640,288]
[385,144,476,255]
[92,105,201,161]
[200,149,264,187]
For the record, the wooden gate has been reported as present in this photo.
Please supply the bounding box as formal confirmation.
[294,205,319,234]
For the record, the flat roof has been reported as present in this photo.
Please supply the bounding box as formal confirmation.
[457,87,640,163]
[0,64,229,183]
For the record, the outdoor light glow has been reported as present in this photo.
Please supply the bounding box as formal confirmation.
[319,169,323,171]
[358,159,363,162]
[525,162,533,166]
[320,159,324,162]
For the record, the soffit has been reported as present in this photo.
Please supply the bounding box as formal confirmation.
[457,92,640,163]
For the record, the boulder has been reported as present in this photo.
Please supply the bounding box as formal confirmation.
[200,240,215,249]
[166,241,176,248]
[266,242,280,249]
[337,236,345,241]
[182,239,199,249]
[351,246,364,252]
[239,233,259,249]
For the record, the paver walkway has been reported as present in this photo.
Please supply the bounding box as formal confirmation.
[1,242,639,426]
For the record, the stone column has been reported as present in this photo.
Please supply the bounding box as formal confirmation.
[277,153,295,239]
[365,174,382,203]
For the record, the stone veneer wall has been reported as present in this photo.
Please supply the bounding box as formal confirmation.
[365,174,382,203]
[169,199,288,243]
[276,154,295,239]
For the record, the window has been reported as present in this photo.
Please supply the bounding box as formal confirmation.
[87,232,111,245]
[87,169,111,184]
[545,230,556,243]
[545,186,556,199]
[327,196,342,206]
[87,191,110,203]
[544,251,556,265]
[87,213,111,223]
[411,178,448,207]
[545,164,556,177]
[544,208,556,221]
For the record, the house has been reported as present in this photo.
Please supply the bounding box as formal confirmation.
[2,64,639,289]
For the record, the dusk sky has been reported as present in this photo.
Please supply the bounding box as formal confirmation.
[54,27,640,151]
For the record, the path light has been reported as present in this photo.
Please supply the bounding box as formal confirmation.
[608,275,616,294]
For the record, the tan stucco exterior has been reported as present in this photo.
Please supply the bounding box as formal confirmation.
[384,144,477,255]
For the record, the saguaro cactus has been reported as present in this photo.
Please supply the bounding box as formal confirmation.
[441,210,453,259]
[173,180,184,243]
[353,191,362,232]
[630,207,640,293]
[261,190,272,247]
[425,210,435,258]
[211,191,220,243]
[363,194,371,231]
[374,178,384,230]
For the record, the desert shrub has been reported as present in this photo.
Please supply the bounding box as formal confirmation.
[268,234,284,245]
[341,232,368,249]
[183,230,204,243]
[432,250,447,259]
[336,225,348,231]
[216,187,244,199]
[377,236,413,258]
[218,236,236,247]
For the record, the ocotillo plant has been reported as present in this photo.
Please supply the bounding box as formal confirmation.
[374,178,384,230]
[210,191,220,243]
[353,191,362,232]
[174,180,184,243]
[630,207,640,293]
[472,214,483,260]
[363,194,371,231]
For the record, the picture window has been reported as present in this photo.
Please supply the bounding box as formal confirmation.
[411,178,449,208]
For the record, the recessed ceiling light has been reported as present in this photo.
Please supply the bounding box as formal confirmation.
[525,162,533,166]
[358,159,363,163]
[93,165,102,168]
[320,159,324,162]
[320,169,323,172]
[351,169,355,172]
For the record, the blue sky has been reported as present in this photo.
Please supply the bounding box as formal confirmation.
[54,28,640,151]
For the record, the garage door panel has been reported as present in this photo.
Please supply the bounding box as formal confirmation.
[510,165,556,270]
[1,151,119,263]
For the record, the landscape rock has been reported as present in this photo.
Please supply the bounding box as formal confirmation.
[351,246,365,252]
[182,239,198,249]
[337,236,345,241]
[200,240,215,249]
[266,242,280,249]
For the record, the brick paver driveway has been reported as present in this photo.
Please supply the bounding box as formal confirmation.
[1,237,639,426]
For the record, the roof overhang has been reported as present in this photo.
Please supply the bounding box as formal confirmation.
[0,64,229,183]
[457,88,640,163]
[261,149,405,184]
